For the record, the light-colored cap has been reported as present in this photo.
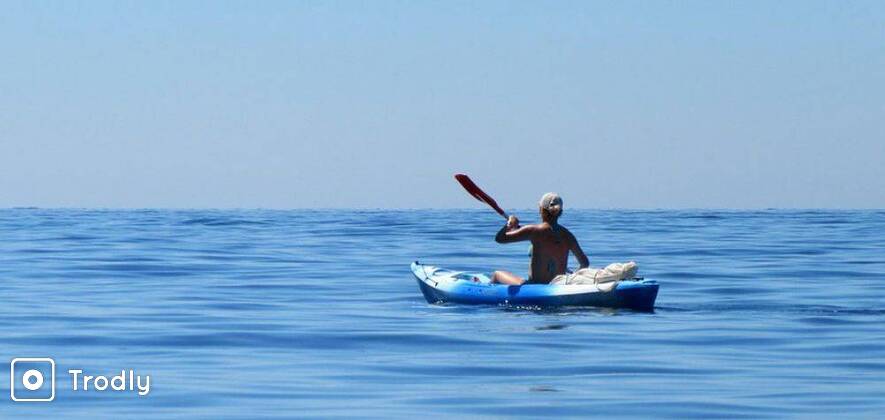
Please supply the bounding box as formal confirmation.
[539,192,563,212]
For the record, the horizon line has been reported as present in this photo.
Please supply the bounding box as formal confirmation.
[2,206,883,212]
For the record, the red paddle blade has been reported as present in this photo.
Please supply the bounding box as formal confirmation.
[454,174,484,201]
[454,174,507,218]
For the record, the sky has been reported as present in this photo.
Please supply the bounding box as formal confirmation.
[1,0,883,209]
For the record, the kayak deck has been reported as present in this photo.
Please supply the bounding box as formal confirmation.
[411,261,658,311]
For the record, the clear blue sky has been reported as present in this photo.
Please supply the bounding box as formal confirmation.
[1,0,883,208]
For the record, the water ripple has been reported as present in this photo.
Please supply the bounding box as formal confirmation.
[0,208,883,417]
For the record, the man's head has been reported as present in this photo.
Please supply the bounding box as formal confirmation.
[539,192,563,222]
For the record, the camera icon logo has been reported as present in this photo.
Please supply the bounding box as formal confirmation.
[10,358,55,402]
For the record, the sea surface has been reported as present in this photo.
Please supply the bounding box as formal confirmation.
[1,208,883,418]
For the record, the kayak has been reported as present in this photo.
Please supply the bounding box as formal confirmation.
[411,261,659,310]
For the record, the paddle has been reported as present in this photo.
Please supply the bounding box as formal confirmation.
[454,173,508,220]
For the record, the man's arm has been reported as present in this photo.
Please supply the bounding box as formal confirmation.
[565,229,590,268]
[495,216,536,243]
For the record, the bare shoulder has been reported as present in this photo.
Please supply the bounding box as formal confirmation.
[522,223,544,234]
[516,223,547,240]
[560,226,579,243]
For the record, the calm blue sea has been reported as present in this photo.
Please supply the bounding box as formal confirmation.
[1,209,883,418]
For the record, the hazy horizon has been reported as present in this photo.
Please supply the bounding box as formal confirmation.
[3,206,882,211]
[2,1,883,209]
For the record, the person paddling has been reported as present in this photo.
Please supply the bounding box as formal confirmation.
[491,193,590,285]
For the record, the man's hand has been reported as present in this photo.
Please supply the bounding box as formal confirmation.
[496,215,532,244]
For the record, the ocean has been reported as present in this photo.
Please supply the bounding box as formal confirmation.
[1,208,883,418]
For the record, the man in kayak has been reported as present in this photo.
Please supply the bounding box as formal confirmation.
[491,193,590,285]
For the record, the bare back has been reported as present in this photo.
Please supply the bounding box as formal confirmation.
[495,219,590,284]
[527,223,574,283]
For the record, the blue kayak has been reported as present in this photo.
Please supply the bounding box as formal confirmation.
[411,261,659,311]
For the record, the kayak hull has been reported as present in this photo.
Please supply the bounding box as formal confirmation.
[412,262,658,311]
